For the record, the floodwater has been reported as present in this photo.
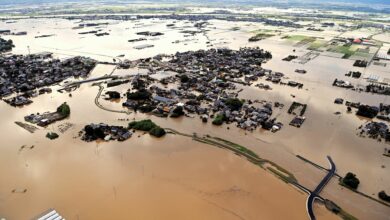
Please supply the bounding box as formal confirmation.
[0,79,336,220]
[0,18,389,219]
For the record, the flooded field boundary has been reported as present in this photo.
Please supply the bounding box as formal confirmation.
[165,128,360,220]
[166,128,304,189]
[297,155,390,208]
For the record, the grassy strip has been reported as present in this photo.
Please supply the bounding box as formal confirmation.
[170,132,298,183]
[210,136,261,159]
[325,199,358,220]
[200,136,298,183]
[267,167,295,183]
[266,161,298,183]
[339,209,359,220]
[168,129,362,219]
[248,33,275,42]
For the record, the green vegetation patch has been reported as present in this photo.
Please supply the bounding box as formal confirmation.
[286,35,314,41]
[378,191,390,203]
[248,33,275,42]
[56,102,70,117]
[212,114,225,126]
[224,98,244,111]
[284,35,316,46]
[341,172,360,190]
[210,136,261,159]
[46,132,59,140]
[149,126,166,137]
[327,45,359,59]
[324,199,358,220]
[128,119,166,137]
[308,40,328,50]
[129,119,157,131]
[339,209,359,220]
[267,167,292,183]
[353,52,372,58]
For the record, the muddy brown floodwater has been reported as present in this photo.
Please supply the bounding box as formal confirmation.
[0,17,389,220]
[0,90,336,219]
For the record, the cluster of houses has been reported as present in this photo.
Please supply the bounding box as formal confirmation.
[366,84,390,96]
[0,30,27,36]
[377,104,390,121]
[333,78,354,89]
[24,102,70,126]
[330,37,376,49]
[82,123,132,142]
[66,13,302,29]
[345,71,362,78]
[359,122,390,142]
[287,101,307,127]
[332,76,390,97]
[0,53,97,106]
[117,47,301,132]
[334,98,390,122]
[136,31,164,37]
[25,111,66,127]
[353,60,368,67]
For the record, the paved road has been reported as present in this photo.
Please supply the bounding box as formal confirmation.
[306,156,336,220]
[94,84,131,115]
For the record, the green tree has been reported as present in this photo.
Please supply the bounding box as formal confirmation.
[128,119,158,131]
[342,172,360,190]
[170,106,184,118]
[56,102,70,117]
[149,126,166,137]
[126,90,151,100]
[212,114,225,126]
[128,119,166,138]
[378,191,390,202]
[46,132,59,140]
[224,98,244,111]
[180,75,189,83]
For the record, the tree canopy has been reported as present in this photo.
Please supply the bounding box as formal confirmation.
[224,98,244,111]
[342,172,360,189]
[56,102,70,117]
[128,119,166,137]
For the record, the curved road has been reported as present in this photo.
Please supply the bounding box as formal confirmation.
[94,84,131,115]
[306,156,336,220]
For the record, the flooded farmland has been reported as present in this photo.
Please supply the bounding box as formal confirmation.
[0,15,389,220]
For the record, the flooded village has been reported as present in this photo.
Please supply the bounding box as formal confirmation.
[0,2,390,220]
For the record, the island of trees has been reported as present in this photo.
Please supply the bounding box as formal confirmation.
[128,119,166,137]
[341,172,360,189]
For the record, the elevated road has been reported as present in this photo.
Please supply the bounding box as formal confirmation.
[306,156,336,220]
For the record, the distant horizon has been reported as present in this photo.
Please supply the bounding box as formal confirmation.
[0,0,389,5]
